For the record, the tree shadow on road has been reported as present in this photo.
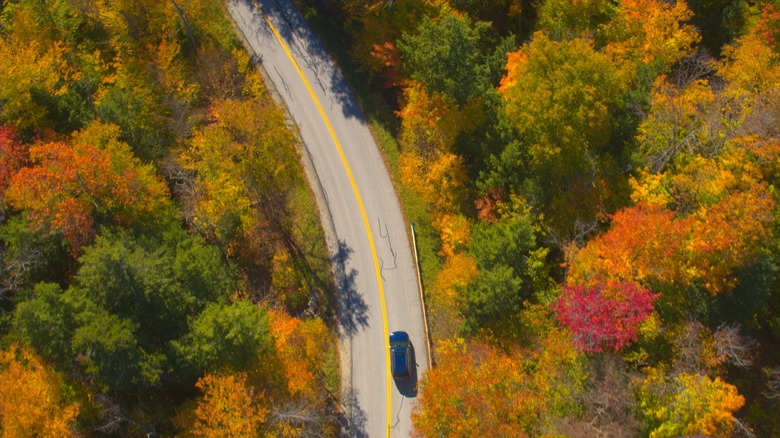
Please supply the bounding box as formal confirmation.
[338,389,369,438]
[332,239,369,337]
[257,0,364,121]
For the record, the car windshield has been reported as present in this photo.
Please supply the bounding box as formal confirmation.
[390,331,409,344]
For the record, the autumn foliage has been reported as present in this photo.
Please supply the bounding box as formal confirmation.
[0,0,337,435]
[4,0,780,434]
[413,327,585,437]
[428,252,477,339]
[412,338,537,437]
[343,0,436,81]
[554,281,658,353]
[268,310,329,398]
[0,344,79,437]
[5,122,171,252]
[602,0,700,69]
[567,185,774,295]
[192,372,268,437]
[322,0,780,435]
[181,97,301,253]
[0,124,27,192]
[0,10,69,131]
[719,5,780,94]
[638,369,745,437]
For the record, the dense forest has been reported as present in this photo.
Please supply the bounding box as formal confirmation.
[291,0,780,436]
[3,0,780,436]
[0,0,339,436]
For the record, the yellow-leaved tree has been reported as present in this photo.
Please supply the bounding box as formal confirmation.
[0,4,71,130]
[601,0,700,71]
[0,344,79,437]
[191,372,268,438]
[638,368,745,437]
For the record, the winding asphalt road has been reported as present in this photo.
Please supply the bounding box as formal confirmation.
[228,0,429,436]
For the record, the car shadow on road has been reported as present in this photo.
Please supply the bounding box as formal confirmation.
[394,345,419,398]
[332,240,369,336]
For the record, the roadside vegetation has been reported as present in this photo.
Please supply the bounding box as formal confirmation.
[0,0,338,435]
[294,0,780,436]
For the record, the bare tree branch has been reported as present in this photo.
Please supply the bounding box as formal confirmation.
[766,367,780,400]
[714,324,755,369]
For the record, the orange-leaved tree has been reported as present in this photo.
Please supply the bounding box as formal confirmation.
[566,203,690,287]
[5,121,172,252]
[567,189,774,296]
[412,338,537,437]
[0,343,79,437]
[601,0,700,73]
[191,372,268,437]
[266,310,336,436]
[397,82,470,157]
[268,310,329,399]
[687,184,775,293]
[413,330,585,437]
[569,125,776,297]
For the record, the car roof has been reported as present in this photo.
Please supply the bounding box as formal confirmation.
[389,331,409,344]
[392,348,409,374]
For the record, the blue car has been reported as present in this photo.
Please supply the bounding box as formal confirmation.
[389,331,413,380]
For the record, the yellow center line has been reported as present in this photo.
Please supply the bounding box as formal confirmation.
[250,2,392,436]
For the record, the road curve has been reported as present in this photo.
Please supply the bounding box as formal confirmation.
[228,1,429,436]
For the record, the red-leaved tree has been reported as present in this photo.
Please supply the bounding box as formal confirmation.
[554,281,658,353]
[0,124,27,192]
